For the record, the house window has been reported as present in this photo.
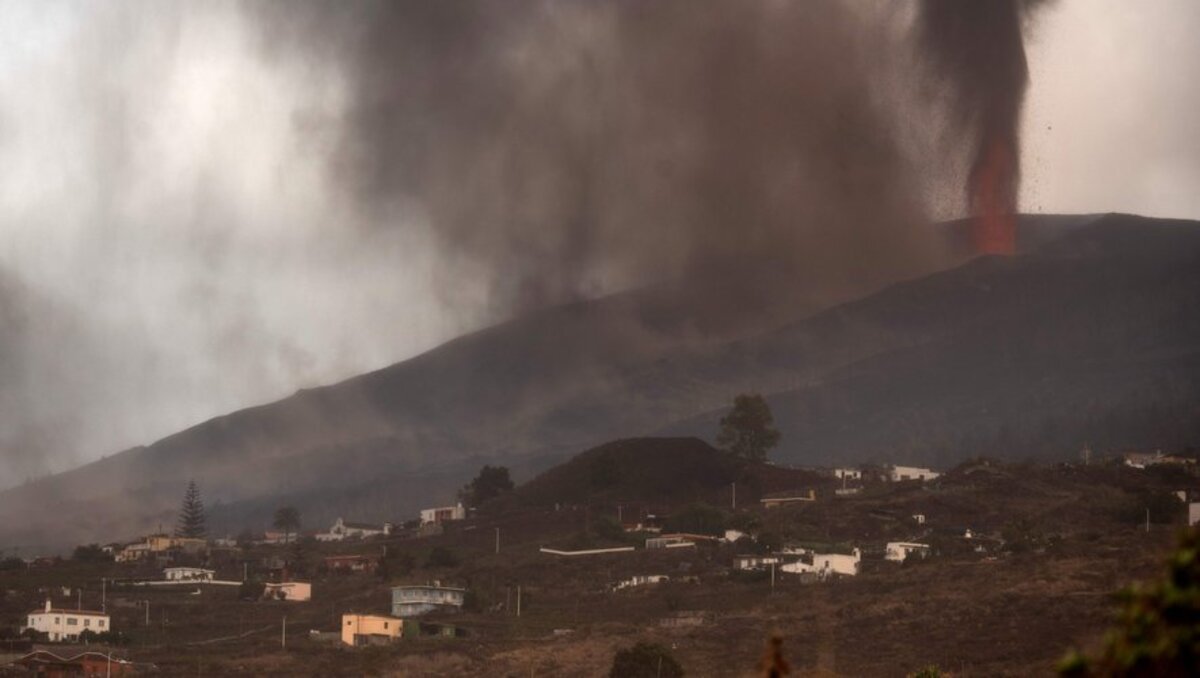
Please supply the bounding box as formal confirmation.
[346,620,352,626]
[55,617,61,624]
[384,622,389,629]
[67,618,77,626]
[84,619,91,627]
[98,620,105,628]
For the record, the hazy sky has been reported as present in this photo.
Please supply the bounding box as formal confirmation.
[1021,0,1200,218]
[0,0,1197,484]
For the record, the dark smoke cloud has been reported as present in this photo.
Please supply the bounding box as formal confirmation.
[915,0,1049,249]
[257,0,947,312]
[0,0,1060,486]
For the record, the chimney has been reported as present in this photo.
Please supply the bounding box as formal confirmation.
[45,599,51,612]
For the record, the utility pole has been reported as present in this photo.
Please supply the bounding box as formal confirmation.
[144,601,150,627]
[281,615,287,649]
[101,578,106,612]
[495,527,500,555]
[770,562,776,594]
[243,562,248,582]
[516,585,522,617]
[731,482,736,510]
[1146,507,1151,533]
[77,588,82,611]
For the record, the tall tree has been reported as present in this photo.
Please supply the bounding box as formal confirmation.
[175,480,207,539]
[459,465,514,508]
[717,393,781,461]
[273,506,301,544]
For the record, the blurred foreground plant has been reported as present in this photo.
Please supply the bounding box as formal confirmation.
[1059,528,1200,676]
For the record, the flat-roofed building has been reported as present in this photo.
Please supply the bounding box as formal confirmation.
[22,600,111,642]
[341,613,403,646]
[391,583,465,617]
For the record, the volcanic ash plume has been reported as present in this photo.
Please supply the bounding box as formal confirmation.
[256,0,946,312]
[917,0,1047,255]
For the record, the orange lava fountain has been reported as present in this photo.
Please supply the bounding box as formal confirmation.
[970,134,1018,255]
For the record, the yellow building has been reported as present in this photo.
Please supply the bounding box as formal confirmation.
[341,613,403,647]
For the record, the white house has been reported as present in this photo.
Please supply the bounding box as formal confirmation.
[320,518,392,541]
[760,490,816,508]
[646,535,697,549]
[780,549,861,577]
[263,581,312,602]
[164,567,215,582]
[733,555,781,571]
[419,504,466,526]
[1189,503,1200,527]
[886,542,931,563]
[23,601,111,642]
[890,466,941,482]
[115,542,151,563]
[815,550,860,576]
[613,575,670,590]
[833,468,861,480]
[392,583,465,617]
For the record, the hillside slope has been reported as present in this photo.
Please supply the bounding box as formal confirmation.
[663,214,1200,465]
[1,213,1196,553]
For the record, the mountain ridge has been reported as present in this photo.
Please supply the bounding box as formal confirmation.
[2,213,1197,553]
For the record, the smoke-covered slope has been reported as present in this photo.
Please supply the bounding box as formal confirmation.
[663,214,1200,464]
[1,213,1197,553]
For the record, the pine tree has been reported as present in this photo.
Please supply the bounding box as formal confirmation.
[175,480,207,539]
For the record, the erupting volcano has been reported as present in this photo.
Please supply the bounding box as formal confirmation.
[918,0,1045,256]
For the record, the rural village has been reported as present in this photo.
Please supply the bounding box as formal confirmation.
[1,423,1199,676]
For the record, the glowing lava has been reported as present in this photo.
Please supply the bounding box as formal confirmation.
[969,134,1018,255]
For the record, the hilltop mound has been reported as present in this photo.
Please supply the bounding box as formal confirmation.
[515,437,742,506]
[514,437,824,508]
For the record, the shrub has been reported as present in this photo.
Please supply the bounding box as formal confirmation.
[665,502,727,536]
[72,544,111,563]
[380,551,415,580]
[238,580,265,601]
[609,642,684,678]
[426,546,460,568]
[592,516,627,543]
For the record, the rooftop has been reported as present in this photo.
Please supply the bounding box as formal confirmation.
[30,608,108,617]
